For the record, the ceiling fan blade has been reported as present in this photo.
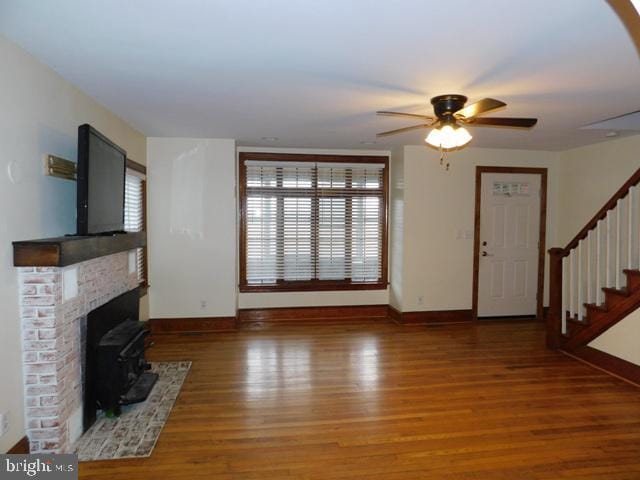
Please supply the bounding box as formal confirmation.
[376,124,431,137]
[463,117,538,128]
[453,98,506,119]
[377,111,434,121]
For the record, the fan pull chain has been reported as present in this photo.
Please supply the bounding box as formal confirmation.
[438,145,450,171]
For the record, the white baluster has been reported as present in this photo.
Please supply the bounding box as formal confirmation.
[562,255,568,334]
[634,187,640,270]
[587,230,592,305]
[578,240,584,321]
[569,249,576,319]
[616,199,622,289]
[606,210,612,288]
[627,187,635,270]
[596,220,602,305]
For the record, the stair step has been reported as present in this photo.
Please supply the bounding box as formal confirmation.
[565,314,589,338]
[567,316,590,326]
[623,269,640,277]
[602,286,630,297]
[623,269,640,292]
[584,302,608,313]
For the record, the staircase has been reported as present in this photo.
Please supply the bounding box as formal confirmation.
[547,167,640,352]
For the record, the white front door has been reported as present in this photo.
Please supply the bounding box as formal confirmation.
[477,172,541,317]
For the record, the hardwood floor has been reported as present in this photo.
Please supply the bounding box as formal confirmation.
[80,319,640,479]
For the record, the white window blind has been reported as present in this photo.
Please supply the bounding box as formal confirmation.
[242,159,386,287]
[125,170,145,283]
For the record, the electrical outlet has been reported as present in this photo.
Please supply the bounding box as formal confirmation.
[200,300,207,309]
[417,296,424,306]
[0,411,9,438]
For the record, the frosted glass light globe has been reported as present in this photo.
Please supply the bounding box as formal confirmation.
[425,125,472,150]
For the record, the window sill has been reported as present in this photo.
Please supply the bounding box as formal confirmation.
[239,282,388,293]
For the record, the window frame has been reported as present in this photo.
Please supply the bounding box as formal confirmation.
[125,158,149,295]
[238,152,389,292]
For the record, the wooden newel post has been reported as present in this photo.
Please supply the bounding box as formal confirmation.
[547,248,565,350]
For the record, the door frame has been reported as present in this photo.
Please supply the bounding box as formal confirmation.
[472,166,548,321]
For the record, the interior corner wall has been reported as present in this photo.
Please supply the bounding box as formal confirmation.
[0,35,146,453]
[557,134,640,246]
[400,145,560,313]
[389,147,405,311]
[236,147,391,309]
[147,137,237,319]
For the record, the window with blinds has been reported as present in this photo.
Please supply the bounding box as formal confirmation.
[239,154,388,291]
[125,167,147,285]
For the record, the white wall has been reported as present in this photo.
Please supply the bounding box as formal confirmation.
[590,309,640,365]
[557,134,640,246]
[0,35,146,452]
[238,290,389,309]
[236,147,391,309]
[399,146,560,312]
[147,138,237,318]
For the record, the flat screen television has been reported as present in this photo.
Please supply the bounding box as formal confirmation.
[77,124,127,235]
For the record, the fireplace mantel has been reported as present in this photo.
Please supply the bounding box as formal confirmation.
[13,232,146,267]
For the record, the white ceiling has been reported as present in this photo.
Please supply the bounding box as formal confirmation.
[1,0,640,151]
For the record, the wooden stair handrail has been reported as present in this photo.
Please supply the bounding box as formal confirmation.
[562,167,640,254]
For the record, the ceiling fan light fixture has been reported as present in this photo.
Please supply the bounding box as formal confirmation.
[377,94,536,154]
[425,124,472,150]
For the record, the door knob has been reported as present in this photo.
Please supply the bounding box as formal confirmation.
[482,251,494,257]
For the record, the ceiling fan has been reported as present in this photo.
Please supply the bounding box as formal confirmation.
[376,94,537,152]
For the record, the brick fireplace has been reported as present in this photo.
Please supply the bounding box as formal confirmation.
[18,251,140,454]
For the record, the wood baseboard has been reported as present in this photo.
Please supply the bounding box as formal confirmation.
[389,307,473,325]
[6,436,29,454]
[388,305,402,324]
[563,345,640,387]
[149,317,237,334]
[238,305,389,324]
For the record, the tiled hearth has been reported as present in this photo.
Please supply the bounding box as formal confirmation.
[18,251,139,454]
